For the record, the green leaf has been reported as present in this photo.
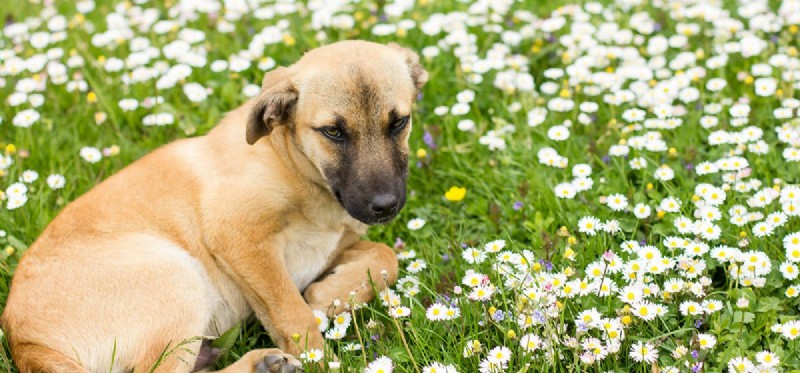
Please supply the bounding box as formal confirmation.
[388,346,410,363]
[754,297,782,313]
[212,323,241,350]
[731,311,755,325]
[7,235,28,251]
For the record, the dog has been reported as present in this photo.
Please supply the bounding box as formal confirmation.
[2,40,428,373]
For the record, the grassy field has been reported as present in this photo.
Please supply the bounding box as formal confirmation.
[3,0,800,371]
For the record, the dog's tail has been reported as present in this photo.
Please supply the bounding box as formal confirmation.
[10,341,90,373]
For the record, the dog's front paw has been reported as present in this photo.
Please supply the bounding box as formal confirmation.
[255,352,304,373]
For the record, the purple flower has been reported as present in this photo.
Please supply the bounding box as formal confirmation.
[691,350,699,359]
[539,259,553,272]
[602,155,610,164]
[441,253,450,263]
[491,310,505,322]
[694,319,703,328]
[416,92,424,101]
[371,334,380,342]
[532,310,546,324]
[513,201,524,210]
[685,162,694,170]
[423,130,436,149]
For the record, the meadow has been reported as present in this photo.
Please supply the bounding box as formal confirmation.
[2,0,800,372]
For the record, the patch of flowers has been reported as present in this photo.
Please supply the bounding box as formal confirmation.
[3,0,800,371]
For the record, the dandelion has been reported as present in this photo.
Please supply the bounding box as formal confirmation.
[445,186,466,202]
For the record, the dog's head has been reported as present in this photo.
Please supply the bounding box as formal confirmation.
[246,41,428,225]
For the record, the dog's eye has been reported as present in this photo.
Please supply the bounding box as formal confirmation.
[390,116,410,135]
[320,126,345,141]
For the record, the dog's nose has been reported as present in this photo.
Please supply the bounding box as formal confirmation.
[369,193,398,216]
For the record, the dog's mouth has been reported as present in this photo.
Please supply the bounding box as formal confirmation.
[333,188,402,225]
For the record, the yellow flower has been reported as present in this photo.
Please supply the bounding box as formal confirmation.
[507,329,517,339]
[444,186,466,202]
[87,91,97,103]
[283,34,296,46]
[416,148,427,158]
[5,144,16,155]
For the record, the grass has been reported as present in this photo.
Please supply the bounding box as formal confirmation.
[3,0,800,372]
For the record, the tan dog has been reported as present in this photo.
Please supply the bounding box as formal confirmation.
[2,40,427,373]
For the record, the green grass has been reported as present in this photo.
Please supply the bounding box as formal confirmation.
[3,0,800,372]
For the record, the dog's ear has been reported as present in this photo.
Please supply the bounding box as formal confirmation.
[388,43,429,93]
[246,67,298,145]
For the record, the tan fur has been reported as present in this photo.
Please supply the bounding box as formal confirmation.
[2,40,426,373]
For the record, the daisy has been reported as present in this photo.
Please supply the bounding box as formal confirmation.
[727,357,755,373]
[606,194,628,211]
[779,262,798,280]
[312,309,328,332]
[390,306,411,319]
[633,203,651,219]
[519,333,542,352]
[331,312,351,330]
[487,346,512,365]
[697,333,716,350]
[629,341,657,364]
[407,218,425,230]
[554,182,577,199]
[426,303,448,321]
[80,147,103,163]
[365,356,394,373]
[755,350,779,367]
[406,259,427,274]
[423,363,458,373]
[300,348,324,363]
[484,239,506,253]
[468,285,495,302]
[578,216,601,236]
[462,247,487,264]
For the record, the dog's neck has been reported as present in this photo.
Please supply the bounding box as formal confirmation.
[266,126,330,192]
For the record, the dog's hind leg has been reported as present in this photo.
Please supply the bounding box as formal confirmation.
[9,342,91,373]
[303,240,398,316]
